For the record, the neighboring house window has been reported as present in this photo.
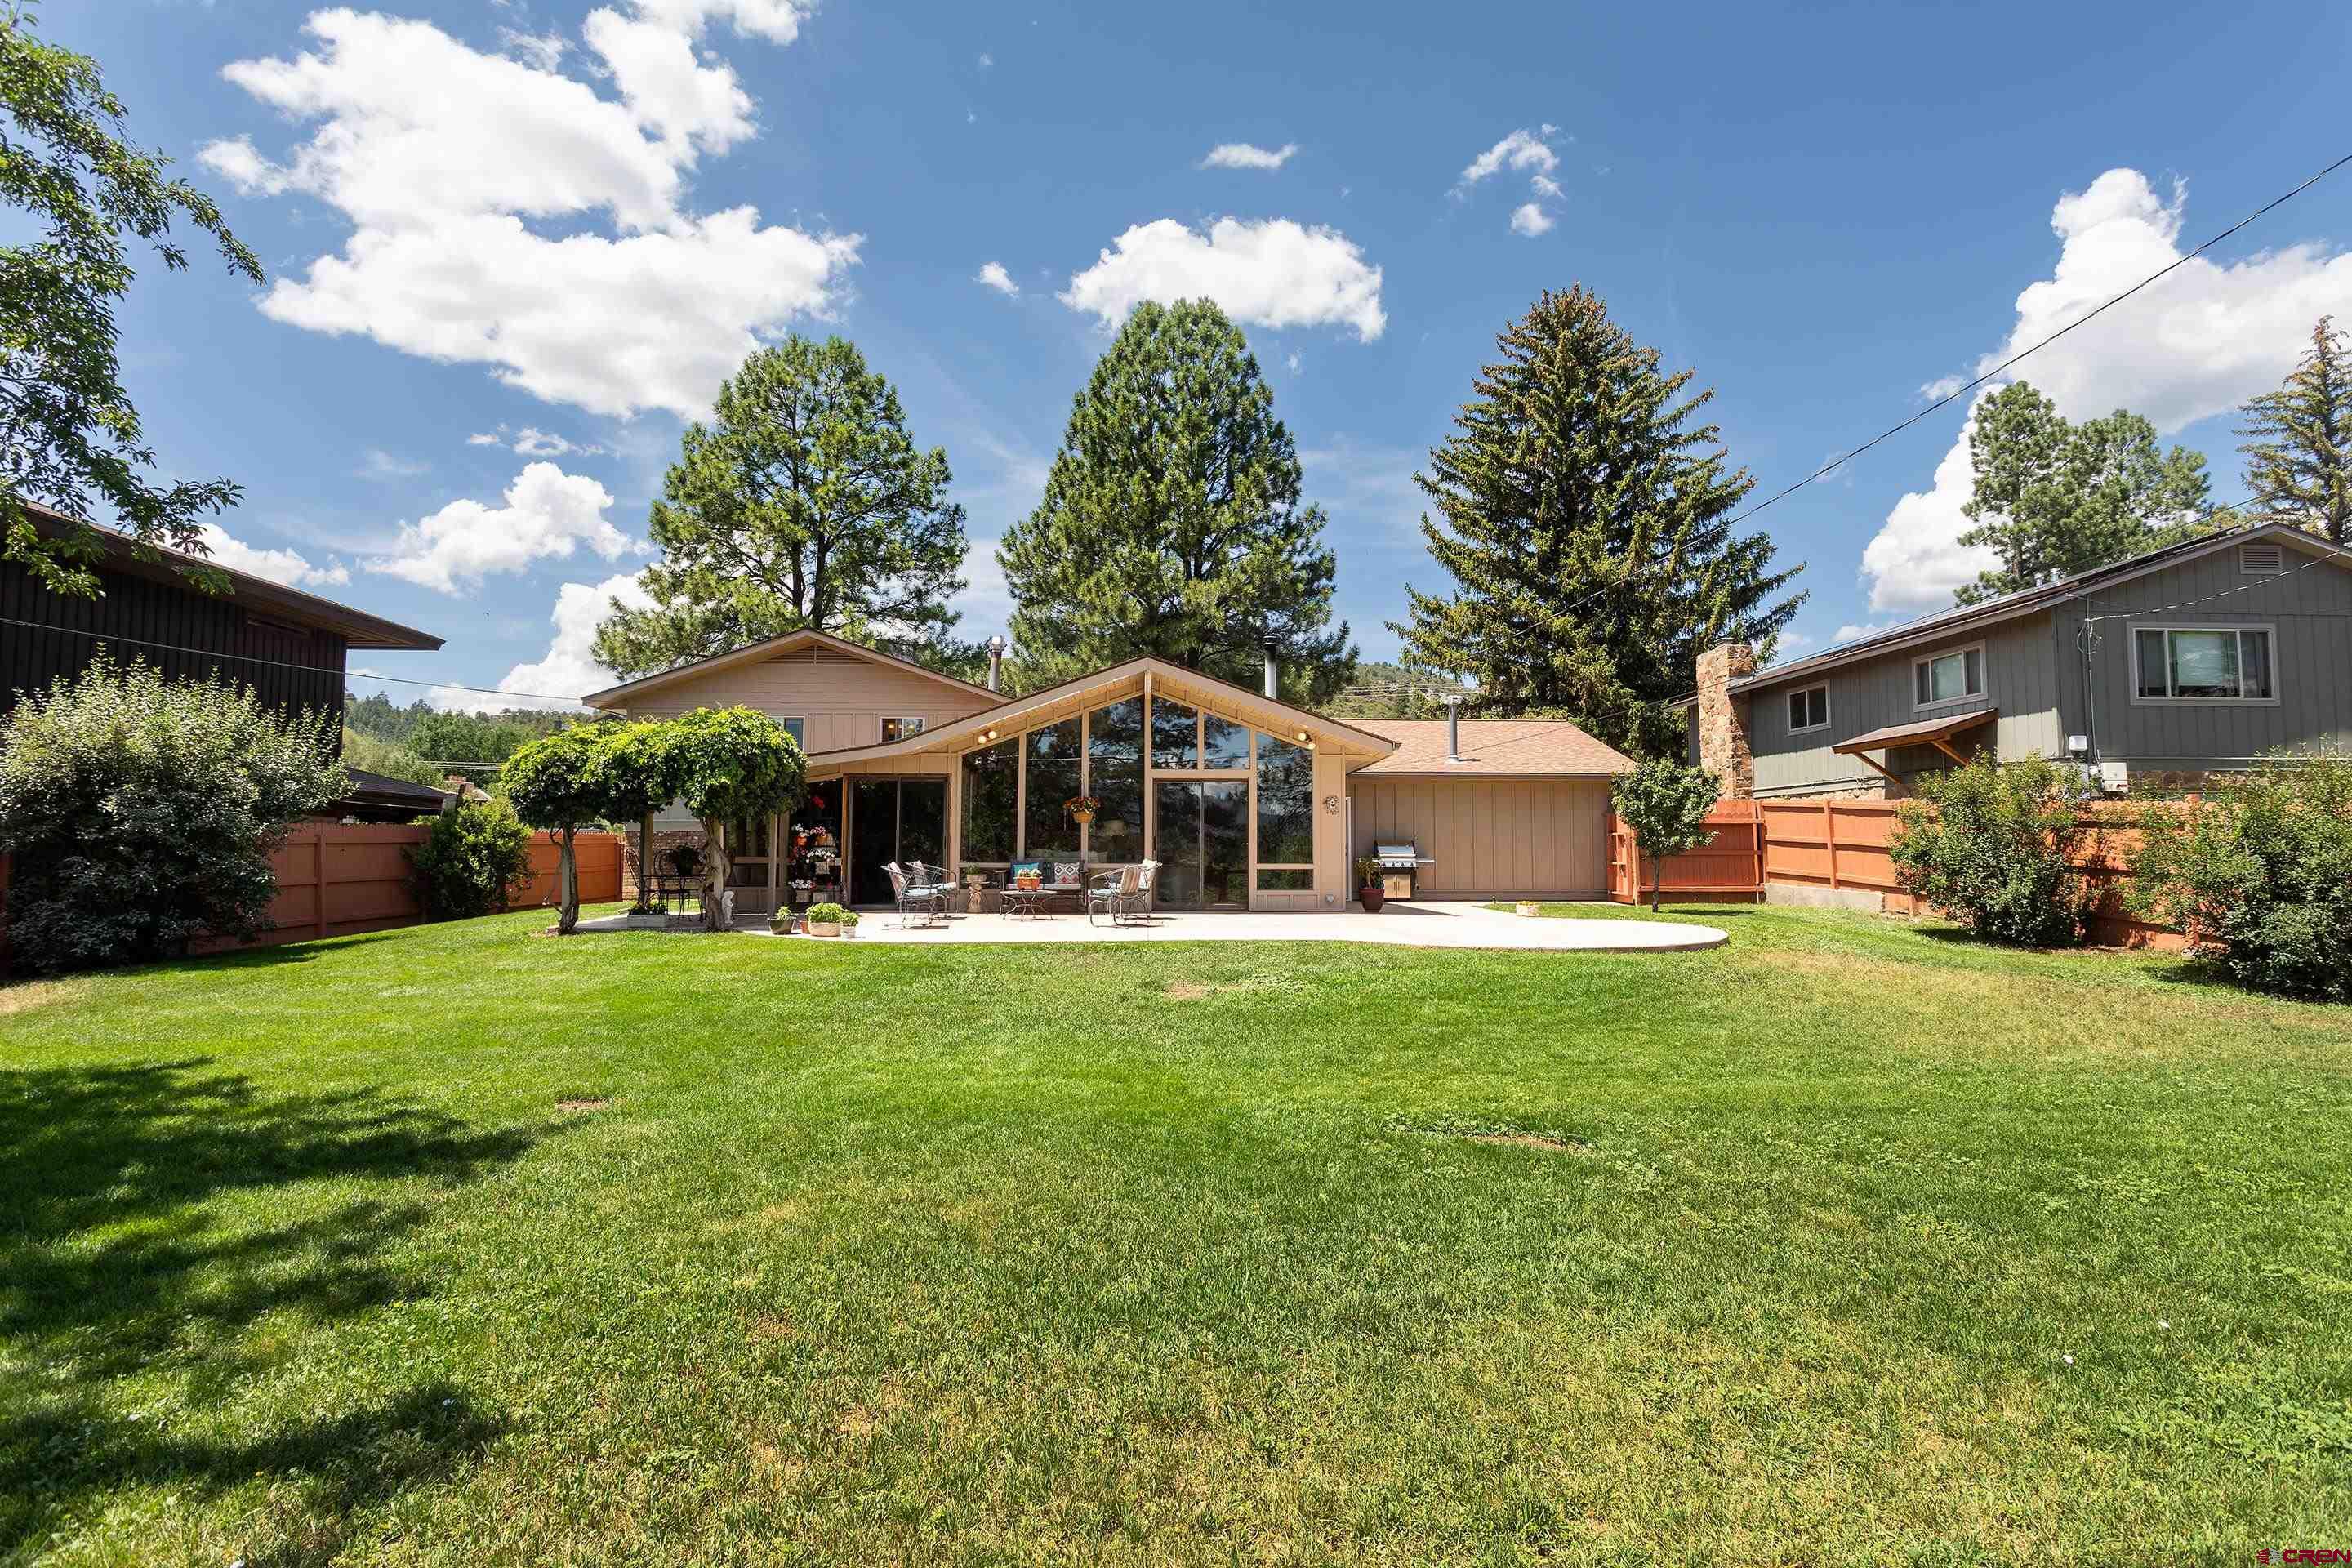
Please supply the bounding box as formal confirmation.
[881,716,927,742]
[1787,684,1829,734]
[780,716,806,748]
[2132,626,2276,702]
[1913,644,1984,710]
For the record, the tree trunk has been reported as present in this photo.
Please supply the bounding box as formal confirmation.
[637,811,655,908]
[557,826,579,935]
[1650,853,1662,911]
[700,817,730,931]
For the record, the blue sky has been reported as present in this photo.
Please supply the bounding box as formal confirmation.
[59,0,2352,708]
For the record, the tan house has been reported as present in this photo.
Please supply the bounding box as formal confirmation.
[583,630,1634,913]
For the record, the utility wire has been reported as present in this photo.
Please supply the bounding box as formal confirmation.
[0,615,594,706]
[1529,149,2352,633]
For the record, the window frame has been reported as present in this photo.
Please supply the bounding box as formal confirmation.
[2129,623,2280,706]
[778,715,806,749]
[1911,641,1987,713]
[1785,682,1830,736]
[880,715,927,743]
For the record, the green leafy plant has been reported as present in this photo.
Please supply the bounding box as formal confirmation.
[663,707,807,930]
[2129,751,2352,997]
[1355,856,1379,889]
[0,652,343,972]
[804,902,847,929]
[1611,758,1722,911]
[500,724,614,934]
[1888,753,2098,947]
[407,800,534,922]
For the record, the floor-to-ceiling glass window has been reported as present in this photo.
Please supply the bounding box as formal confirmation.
[960,738,1018,871]
[849,778,948,904]
[1155,779,1248,910]
[1023,718,1083,867]
[1087,697,1144,865]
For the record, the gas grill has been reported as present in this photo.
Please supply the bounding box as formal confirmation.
[1373,841,1434,901]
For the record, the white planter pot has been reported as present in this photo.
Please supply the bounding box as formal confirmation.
[808,920,840,938]
[1515,900,1542,918]
[623,911,666,929]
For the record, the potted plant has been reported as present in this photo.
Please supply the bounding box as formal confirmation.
[768,905,795,935]
[1356,856,1384,913]
[1515,899,1542,918]
[805,901,846,938]
[624,899,666,930]
[840,909,862,939]
[1065,793,1100,827]
[664,842,704,880]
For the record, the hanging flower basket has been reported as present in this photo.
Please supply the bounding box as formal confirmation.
[1065,793,1100,826]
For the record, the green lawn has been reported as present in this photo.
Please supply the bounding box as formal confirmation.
[3,903,2348,1566]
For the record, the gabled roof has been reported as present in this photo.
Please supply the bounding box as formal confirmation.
[802,655,1402,767]
[582,626,998,707]
[1350,719,1634,777]
[1710,521,2350,700]
[16,501,441,650]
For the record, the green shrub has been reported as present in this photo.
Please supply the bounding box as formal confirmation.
[1610,758,1722,911]
[0,653,345,973]
[407,800,535,921]
[1888,753,2098,947]
[2129,752,2352,998]
[806,902,847,924]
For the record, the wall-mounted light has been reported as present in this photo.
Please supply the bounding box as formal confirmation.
[986,728,1000,741]
[1294,729,1308,742]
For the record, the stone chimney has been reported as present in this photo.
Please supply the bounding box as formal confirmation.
[1695,641,1756,799]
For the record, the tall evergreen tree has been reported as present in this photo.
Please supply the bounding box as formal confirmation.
[2238,316,2352,544]
[594,336,968,676]
[1392,286,1803,758]
[996,300,1354,700]
[1956,381,2215,605]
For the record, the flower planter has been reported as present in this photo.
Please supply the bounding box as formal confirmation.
[623,909,666,930]
[1515,900,1541,918]
[807,920,840,938]
[1358,886,1385,913]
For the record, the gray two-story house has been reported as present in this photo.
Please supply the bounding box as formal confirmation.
[1685,521,2352,799]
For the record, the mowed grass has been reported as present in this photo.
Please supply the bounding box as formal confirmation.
[2,903,2350,1566]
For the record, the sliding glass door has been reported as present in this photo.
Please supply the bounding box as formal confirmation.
[849,778,947,905]
[1153,779,1248,910]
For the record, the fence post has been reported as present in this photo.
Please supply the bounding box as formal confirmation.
[1752,800,1765,900]
[313,830,328,939]
[1822,800,1839,891]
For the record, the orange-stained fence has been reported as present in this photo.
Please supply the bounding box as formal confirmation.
[2,824,623,967]
[1610,798,2182,950]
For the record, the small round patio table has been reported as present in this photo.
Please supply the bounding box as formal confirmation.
[1001,885,1056,920]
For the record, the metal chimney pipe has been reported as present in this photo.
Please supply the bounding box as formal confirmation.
[984,635,1007,693]
[1262,633,1279,700]
[1444,693,1463,761]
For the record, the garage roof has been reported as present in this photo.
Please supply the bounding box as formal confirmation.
[1349,719,1635,777]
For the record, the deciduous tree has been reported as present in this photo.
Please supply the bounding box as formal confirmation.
[2,5,265,595]
[1394,287,1802,756]
[662,707,806,931]
[594,337,969,676]
[1610,758,1722,911]
[997,300,1355,701]
[501,724,612,934]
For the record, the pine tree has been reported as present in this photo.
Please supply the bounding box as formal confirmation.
[1956,381,2215,605]
[594,336,968,676]
[996,300,1355,700]
[2238,316,2352,544]
[1392,286,1803,757]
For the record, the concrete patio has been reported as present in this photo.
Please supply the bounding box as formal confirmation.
[577,901,1728,951]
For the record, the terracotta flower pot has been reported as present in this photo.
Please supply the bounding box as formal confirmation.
[1359,886,1385,913]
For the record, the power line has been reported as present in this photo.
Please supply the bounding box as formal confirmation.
[1532,149,2352,630]
[0,615,593,706]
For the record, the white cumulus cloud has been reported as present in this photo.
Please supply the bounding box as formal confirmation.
[368,462,638,594]
[975,261,1019,296]
[1060,217,1386,341]
[1200,141,1297,171]
[477,571,658,710]
[1857,167,2352,612]
[199,6,857,421]
[195,523,350,589]
[1509,202,1554,238]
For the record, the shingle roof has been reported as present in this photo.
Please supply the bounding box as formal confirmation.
[1349,719,1635,777]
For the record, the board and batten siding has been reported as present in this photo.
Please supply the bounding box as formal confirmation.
[1346,776,1612,898]
[2069,541,2352,768]
[1744,616,2068,796]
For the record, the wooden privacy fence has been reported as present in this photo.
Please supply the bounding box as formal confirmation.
[1609,798,2180,949]
[1,824,623,966]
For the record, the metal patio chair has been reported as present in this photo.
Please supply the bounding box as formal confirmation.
[1087,864,1142,927]
[884,862,944,929]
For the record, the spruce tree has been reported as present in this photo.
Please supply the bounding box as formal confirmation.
[2238,316,2352,543]
[996,300,1354,700]
[595,336,968,676]
[1393,286,1803,757]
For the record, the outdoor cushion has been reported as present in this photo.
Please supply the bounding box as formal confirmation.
[1054,862,1081,885]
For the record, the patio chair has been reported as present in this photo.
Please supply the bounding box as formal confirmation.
[884,862,944,929]
[1087,864,1142,927]
[906,860,958,914]
[1128,859,1160,924]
